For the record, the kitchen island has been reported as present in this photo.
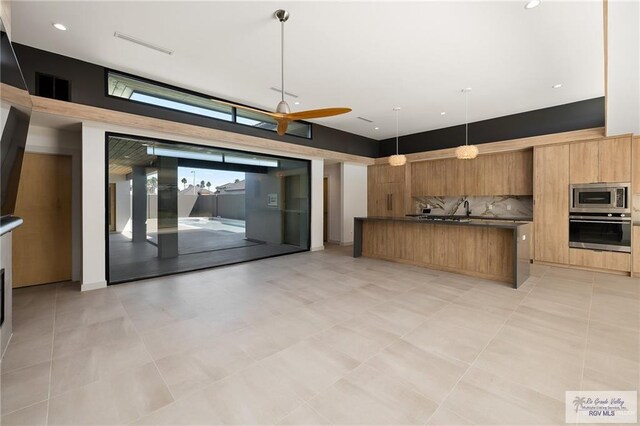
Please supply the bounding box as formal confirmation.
[353,217,532,288]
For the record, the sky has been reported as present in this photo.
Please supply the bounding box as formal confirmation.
[176,167,244,190]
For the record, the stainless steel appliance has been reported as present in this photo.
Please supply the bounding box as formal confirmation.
[569,213,631,253]
[570,183,630,214]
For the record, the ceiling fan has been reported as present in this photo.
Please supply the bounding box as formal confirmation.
[219,9,352,136]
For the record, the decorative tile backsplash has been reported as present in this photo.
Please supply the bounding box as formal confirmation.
[413,196,533,218]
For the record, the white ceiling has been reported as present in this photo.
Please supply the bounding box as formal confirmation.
[12,1,604,140]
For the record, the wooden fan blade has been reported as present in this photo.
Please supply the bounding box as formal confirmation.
[285,107,352,120]
[276,119,289,136]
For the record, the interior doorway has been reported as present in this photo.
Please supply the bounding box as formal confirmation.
[13,152,72,287]
[323,177,328,242]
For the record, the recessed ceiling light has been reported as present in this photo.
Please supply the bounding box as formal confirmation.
[552,83,563,89]
[524,0,541,9]
[440,112,446,116]
[374,127,380,130]
[52,23,67,31]
[294,101,300,105]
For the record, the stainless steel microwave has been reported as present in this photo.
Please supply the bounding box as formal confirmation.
[570,183,630,214]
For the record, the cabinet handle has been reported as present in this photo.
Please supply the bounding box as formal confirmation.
[390,193,393,211]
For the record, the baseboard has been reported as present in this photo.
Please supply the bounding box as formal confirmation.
[339,241,354,247]
[310,245,325,252]
[81,280,107,291]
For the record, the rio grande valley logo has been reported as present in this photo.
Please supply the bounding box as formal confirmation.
[566,391,637,424]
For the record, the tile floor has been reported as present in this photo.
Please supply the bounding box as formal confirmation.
[1,246,638,425]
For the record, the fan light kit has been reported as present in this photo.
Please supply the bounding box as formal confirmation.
[389,107,407,167]
[455,88,479,160]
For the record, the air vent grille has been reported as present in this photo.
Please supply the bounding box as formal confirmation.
[114,32,174,55]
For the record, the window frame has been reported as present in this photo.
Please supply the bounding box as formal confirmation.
[104,69,312,139]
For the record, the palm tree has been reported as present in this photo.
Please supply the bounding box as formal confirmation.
[206,181,211,191]
[572,396,586,413]
[146,176,158,195]
[181,177,187,189]
[200,180,205,188]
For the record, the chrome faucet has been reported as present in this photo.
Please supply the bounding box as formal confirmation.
[463,199,471,217]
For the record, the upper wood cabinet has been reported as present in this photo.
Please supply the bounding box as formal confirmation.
[569,136,631,184]
[411,150,532,196]
[599,137,631,183]
[569,141,599,183]
[534,144,570,264]
[368,164,405,184]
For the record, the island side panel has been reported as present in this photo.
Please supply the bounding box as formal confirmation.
[357,219,519,285]
[353,218,363,257]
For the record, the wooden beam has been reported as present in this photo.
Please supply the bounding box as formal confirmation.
[374,127,606,164]
[30,96,375,165]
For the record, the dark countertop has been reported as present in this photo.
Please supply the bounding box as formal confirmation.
[634,221,640,227]
[356,216,530,230]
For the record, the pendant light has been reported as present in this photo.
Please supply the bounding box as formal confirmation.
[389,107,407,167]
[455,88,479,160]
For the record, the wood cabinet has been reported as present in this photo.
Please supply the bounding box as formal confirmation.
[368,164,406,217]
[534,144,570,264]
[569,248,630,272]
[632,136,640,193]
[569,137,631,184]
[368,164,405,184]
[464,155,487,196]
[633,227,640,277]
[569,141,599,184]
[411,150,532,197]
[360,220,516,283]
[599,137,631,182]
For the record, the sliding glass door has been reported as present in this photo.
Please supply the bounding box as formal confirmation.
[106,134,310,283]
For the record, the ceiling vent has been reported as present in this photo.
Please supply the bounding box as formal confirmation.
[269,87,299,98]
[114,32,174,55]
[357,116,374,123]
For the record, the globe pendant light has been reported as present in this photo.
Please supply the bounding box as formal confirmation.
[389,107,407,166]
[455,88,479,160]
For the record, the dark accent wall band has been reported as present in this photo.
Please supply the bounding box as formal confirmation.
[15,43,604,159]
[14,44,379,158]
[379,97,605,157]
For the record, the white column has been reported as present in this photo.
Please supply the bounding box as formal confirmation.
[606,0,640,136]
[340,163,368,245]
[81,123,107,291]
[310,158,324,251]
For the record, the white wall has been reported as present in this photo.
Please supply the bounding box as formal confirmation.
[323,163,342,244]
[310,159,324,251]
[24,125,82,282]
[340,163,367,245]
[81,123,106,291]
[606,0,640,136]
